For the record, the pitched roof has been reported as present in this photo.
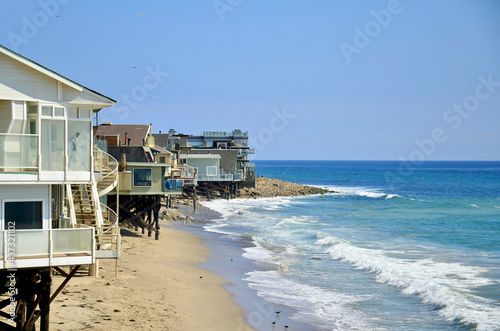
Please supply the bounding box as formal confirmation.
[94,124,150,146]
[151,145,171,155]
[0,44,116,106]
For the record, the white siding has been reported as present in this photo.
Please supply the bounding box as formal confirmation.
[0,51,114,108]
[0,52,58,101]
[62,85,110,105]
[0,184,50,230]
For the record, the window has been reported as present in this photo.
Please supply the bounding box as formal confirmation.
[41,119,64,171]
[41,106,52,116]
[133,169,152,187]
[68,121,90,171]
[4,201,43,230]
[54,107,65,117]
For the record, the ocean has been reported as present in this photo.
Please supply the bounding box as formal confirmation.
[199,161,500,331]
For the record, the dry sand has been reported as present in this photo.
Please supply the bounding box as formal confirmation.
[50,225,254,331]
[49,178,326,330]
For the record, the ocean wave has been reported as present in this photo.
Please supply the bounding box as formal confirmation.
[274,215,319,228]
[202,223,236,237]
[324,240,500,330]
[244,270,374,330]
[323,186,408,200]
[242,243,278,265]
[201,197,293,220]
[315,233,350,246]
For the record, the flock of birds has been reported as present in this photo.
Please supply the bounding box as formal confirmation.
[272,310,289,329]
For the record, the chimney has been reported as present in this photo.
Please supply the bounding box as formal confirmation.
[121,154,127,172]
[124,133,128,146]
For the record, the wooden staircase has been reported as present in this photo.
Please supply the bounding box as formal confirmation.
[66,146,120,259]
[71,183,102,227]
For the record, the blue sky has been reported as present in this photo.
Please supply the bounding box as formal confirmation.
[1,0,499,160]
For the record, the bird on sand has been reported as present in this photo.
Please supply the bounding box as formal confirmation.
[276,311,281,315]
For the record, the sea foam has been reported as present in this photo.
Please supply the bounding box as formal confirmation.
[323,238,500,330]
[245,270,374,330]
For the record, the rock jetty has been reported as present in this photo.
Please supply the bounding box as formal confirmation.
[238,177,332,198]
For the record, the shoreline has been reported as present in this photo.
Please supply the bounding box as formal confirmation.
[175,202,317,331]
[50,224,255,331]
[50,177,321,330]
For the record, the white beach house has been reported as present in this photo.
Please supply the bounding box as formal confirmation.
[0,43,120,272]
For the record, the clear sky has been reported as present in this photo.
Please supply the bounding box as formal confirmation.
[1,0,499,160]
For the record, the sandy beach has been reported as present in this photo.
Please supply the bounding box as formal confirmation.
[49,177,322,330]
[50,224,254,331]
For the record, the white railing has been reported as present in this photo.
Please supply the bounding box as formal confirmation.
[65,184,77,226]
[234,170,244,180]
[93,145,118,196]
[0,133,38,171]
[94,227,121,259]
[197,173,234,181]
[0,228,95,269]
[100,202,118,227]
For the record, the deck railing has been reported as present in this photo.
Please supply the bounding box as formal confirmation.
[197,171,234,182]
[94,227,121,259]
[0,133,38,171]
[93,145,118,196]
[100,202,118,227]
[0,227,95,269]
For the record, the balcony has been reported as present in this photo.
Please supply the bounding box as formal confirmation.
[0,133,38,172]
[197,170,234,182]
[164,180,183,193]
[1,227,95,269]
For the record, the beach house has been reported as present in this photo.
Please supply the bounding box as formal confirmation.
[157,129,255,186]
[0,44,119,330]
[94,123,195,238]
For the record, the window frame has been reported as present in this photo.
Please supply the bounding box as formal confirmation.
[2,198,45,230]
[133,168,152,187]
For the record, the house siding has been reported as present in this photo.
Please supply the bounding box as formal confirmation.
[0,52,58,101]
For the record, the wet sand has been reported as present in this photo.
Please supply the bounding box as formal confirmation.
[50,225,254,331]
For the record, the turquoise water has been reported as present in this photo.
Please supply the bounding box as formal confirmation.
[202,161,500,330]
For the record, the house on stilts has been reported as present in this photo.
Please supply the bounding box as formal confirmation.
[154,129,255,200]
[93,123,196,239]
[0,44,120,330]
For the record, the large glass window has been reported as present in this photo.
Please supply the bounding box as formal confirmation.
[4,201,43,230]
[68,120,90,171]
[133,169,152,187]
[41,119,64,171]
